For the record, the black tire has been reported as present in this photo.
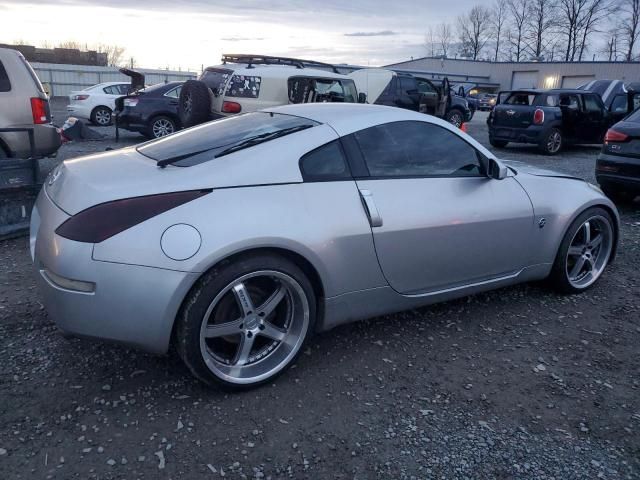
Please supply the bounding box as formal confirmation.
[548,207,615,293]
[538,128,562,155]
[445,108,465,128]
[600,184,636,204]
[146,115,177,139]
[90,106,112,126]
[178,80,212,128]
[175,253,317,389]
[490,138,508,148]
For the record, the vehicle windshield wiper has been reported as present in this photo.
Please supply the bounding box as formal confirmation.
[214,125,314,158]
[156,147,214,168]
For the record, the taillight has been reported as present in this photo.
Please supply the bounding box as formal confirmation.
[533,109,544,125]
[55,190,210,243]
[124,98,139,107]
[222,101,242,114]
[604,129,629,143]
[72,94,90,101]
[30,97,49,124]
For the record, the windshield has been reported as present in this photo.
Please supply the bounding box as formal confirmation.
[137,112,319,167]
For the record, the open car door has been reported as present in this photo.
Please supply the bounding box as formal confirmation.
[348,68,393,104]
[436,77,450,117]
[118,68,145,94]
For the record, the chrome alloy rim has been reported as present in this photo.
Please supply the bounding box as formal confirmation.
[449,112,463,127]
[565,215,613,289]
[152,118,175,138]
[95,109,111,125]
[547,131,562,153]
[182,92,192,114]
[199,271,310,385]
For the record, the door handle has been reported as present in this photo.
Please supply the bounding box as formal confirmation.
[359,189,383,227]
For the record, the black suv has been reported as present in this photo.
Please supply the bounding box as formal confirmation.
[488,88,638,155]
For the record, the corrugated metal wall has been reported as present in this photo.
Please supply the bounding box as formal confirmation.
[32,63,197,97]
[385,58,640,91]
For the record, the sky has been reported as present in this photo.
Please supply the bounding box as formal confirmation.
[0,0,472,72]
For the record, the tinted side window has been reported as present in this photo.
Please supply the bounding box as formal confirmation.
[300,140,350,181]
[354,121,483,177]
[399,77,417,93]
[165,86,181,98]
[0,61,10,92]
[103,86,115,94]
[584,94,602,113]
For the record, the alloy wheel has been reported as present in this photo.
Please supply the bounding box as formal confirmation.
[152,118,175,138]
[95,108,111,126]
[199,270,310,385]
[565,215,613,289]
[183,93,192,115]
[449,112,463,127]
[547,131,562,153]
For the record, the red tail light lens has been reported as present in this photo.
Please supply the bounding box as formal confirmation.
[30,97,49,124]
[604,129,629,143]
[222,101,242,113]
[533,109,544,125]
[72,94,90,101]
[55,190,210,243]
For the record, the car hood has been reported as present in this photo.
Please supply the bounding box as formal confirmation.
[502,160,585,181]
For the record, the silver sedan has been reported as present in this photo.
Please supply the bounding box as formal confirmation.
[31,104,618,388]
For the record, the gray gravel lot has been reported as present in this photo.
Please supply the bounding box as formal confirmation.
[1,105,639,479]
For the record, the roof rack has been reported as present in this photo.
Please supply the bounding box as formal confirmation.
[221,54,340,74]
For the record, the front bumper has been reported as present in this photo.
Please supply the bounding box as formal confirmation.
[31,188,198,354]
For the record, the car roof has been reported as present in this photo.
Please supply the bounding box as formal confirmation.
[262,103,495,159]
[209,64,350,80]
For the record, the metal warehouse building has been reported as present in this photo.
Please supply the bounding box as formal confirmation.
[385,57,640,92]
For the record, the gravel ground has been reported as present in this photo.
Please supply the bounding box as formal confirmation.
[1,106,639,479]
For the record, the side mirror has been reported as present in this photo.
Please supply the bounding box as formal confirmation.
[488,158,508,180]
[358,92,367,104]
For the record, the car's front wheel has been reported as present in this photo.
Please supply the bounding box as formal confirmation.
[445,109,464,128]
[176,254,316,389]
[548,207,615,293]
[90,106,112,126]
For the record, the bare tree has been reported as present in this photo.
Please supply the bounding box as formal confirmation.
[438,22,453,57]
[94,43,126,67]
[56,40,84,50]
[507,0,529,60]
[491,0,509,60]
[526,0,558,60]
[425,26,437,57]
[576,0,609,60]
[602,29,620,60]
[457,6,492,60]
[621,0,640,60]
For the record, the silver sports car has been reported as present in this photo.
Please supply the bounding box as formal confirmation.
[31,104,618,388]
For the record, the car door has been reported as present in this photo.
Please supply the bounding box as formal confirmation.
[415,77,439,115]
[558,93,581,141]
[395,76,420,111]
[581,93,607,142]
[346,120,534,294]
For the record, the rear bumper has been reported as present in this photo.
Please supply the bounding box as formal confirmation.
[31,187,198,354]
[0,123,61,158]
[489,124,545,144]
[596,153,640,192]
[66,103,92,120]
[115,111,147,133]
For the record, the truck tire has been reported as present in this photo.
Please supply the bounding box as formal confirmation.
[539,128,562,155]
[445,109,464,128]
[179,80,212,128]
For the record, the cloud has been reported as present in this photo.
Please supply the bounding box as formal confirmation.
[344,30,398,37]
[221,37,265,42]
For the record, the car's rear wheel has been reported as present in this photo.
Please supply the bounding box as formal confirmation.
[490,138,508,148]
[446,109,464,128]
[178,80,212,128]
[176,254,316,389]
[548,207,615,293]
[147,116,177,139]
[539,128,562,155]
[90,106,112,126]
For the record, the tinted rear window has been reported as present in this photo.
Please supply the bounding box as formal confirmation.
[200,68,232,94]
[0,61,10,92]
[626,107,640,123]
[504,92,548,106]
[137,112,319,167]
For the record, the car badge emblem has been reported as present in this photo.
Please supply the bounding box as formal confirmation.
[538,217,546,229]
[506,109,516,116]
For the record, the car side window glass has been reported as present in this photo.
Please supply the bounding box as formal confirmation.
[584,95,602,113]
[399,77,416,93]
[299,140,350,181]
[354,121,483,178]
[0,61,11,92]
[103,86,114,94]
[165,87,180,98]
[417,80,435,94]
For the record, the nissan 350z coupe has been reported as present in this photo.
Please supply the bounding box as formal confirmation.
[31,103,619,389]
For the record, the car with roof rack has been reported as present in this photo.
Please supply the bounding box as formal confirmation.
[178,54,364,128]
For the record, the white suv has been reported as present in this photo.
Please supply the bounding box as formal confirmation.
[178,54,363,127]
[0,47,60,159]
